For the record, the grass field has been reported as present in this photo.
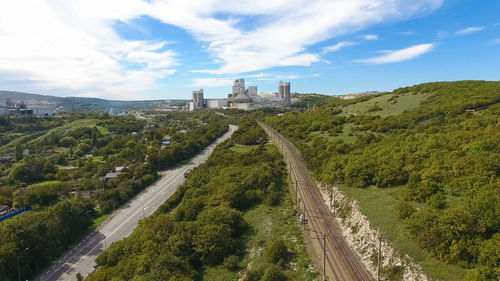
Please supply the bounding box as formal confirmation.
[0,119,96,153]
[28,119,97,146]
[340,92,431,117]
[0,132,44,153]
[96,126,110,135]
[336,123,358,144]
[91,213,111,230]
[337,184,466,281]
[229,144,261,154]
[92,156,104,162]
[29,180,63,188]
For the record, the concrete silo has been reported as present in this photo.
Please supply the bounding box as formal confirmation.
[284,82,291,104]
[278,81,291,104]
[192,89,204,109]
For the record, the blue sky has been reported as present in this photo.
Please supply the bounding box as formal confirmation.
[0,0,499,100]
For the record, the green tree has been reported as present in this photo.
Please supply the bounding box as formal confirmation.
[15,143,23,162]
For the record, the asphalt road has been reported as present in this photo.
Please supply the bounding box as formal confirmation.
[37,125,237,281]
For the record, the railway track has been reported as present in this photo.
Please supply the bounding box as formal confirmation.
[259,122,373,281]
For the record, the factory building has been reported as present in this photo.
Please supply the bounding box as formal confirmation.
[192,89,204,108]
[279,81,291,104]
[1,99,33,115]
[229,79,292,110]
[189,88,228,111]
[187,78,291,111]
[247,86,259,102]
[232,79,246,96]
[205,99,228,109]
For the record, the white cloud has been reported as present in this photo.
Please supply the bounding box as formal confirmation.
[0,0,444,98]
[361,34,379,40]
[177,0,442,74]
[323,41,356,53]
[455,26,485,35]
[491,38,500,45]
[356,43,435,64]
[0,0,176,100]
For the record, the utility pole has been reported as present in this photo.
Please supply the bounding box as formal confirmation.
[17,248,29,281]
[377,234,382,281]
[333,194,336,216]
[323,234,326,281]
[329,188,333,208]
[312,233,327,281]
[293,172,299,208]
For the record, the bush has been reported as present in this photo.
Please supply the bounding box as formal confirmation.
[426,193,447,209]
[59,136,77,147]
[382,265,404,281]
[243,267,264,281]
[141,174,156,186]
[261,265,288,281]
[397,200,415,220]
[223,255,240,271]
[265,239,289,265]
[264,191,282,206]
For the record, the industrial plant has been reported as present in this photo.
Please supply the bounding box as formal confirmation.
[188,78,291,111]
[0,99,33,115]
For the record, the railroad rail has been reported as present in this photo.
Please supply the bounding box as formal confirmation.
[259,121,373,281]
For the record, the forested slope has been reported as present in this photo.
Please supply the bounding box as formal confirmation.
[0,112,228,280]
[266,81,500,280]
[86,122,316,281]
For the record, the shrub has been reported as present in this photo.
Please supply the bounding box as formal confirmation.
[243,267,264,281]
[397,200,415,220]
[261,265,288,281]
[264,191,282,206]
[265,239,289,264]
[223,255,240,271]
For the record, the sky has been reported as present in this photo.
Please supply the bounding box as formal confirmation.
[0,0,499,100]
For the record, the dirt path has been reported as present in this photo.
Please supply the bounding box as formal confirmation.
[259,122,373,281]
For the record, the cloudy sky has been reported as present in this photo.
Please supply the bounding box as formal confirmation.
[0,0,499,100]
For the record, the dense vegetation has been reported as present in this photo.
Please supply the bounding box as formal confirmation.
[0,199,95,279]
[266,81,500,280]
[86,123,315,281]
[0,111,227,280]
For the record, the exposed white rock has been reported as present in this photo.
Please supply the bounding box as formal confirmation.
[318,183,429,281]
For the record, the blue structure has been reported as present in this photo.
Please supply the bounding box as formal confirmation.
[0,207,31,222]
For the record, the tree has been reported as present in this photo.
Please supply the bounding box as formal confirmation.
[194,224,235,264]
[15,143,23,162]
[265,239,289,265]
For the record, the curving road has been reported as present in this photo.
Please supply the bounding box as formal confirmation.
[37,125,237,281]
[259,122,373,281]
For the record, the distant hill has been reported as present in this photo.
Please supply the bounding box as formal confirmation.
[0,91,63,110]
[0,91,187,113]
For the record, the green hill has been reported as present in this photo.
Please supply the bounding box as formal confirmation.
[266,80,500,281]
[0,91,187,113]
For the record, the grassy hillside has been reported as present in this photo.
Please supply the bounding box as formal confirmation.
[266,81,500,281]
[339,91,431,117]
